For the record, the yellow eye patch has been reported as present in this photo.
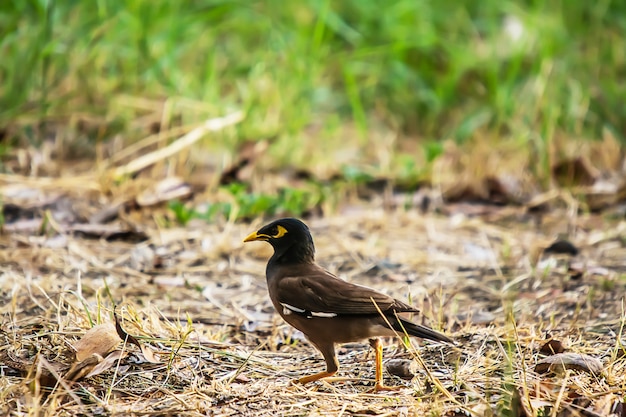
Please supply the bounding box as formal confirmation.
[272,225,288,238]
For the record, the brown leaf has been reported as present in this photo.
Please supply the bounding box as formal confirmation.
[535,353,603,375]
[544,240,579,256]
[85,350,127,378]
[113,311,139,345]
[114,311,159,363]
[72,323,122,362]
[539,339,567,355]
[65,353,103,381]
[138,343,159,363]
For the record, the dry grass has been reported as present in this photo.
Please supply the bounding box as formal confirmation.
[2,178,626,417]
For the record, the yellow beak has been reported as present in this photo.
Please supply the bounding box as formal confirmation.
[243,231,270,242]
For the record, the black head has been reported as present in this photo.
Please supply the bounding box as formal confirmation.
[243,218,315,264]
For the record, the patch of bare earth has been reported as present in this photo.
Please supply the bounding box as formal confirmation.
[1,179,626,416]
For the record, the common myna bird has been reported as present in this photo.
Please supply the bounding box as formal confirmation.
[244,218,453,391]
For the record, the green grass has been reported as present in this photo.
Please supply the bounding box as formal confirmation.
[168,183,325,224]
[1,0,625,182]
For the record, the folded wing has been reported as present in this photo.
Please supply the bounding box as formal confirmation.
[275,266,418,316]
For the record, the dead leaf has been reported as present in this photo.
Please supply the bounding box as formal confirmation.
[85,350,127,379]
[137,344,159,363]
[65,353,103,381]
[114,311,159,363]
[535,353,603,375]
[72,323,122,362]
[539,339,567,355]
[544,240,579,256]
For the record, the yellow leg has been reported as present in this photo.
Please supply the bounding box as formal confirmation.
[298,371,337,384]
[368,338,401,392]
[297,341,339,385]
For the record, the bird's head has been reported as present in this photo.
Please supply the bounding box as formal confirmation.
[243,218,315,264]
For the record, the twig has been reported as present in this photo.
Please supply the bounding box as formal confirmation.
[111,111,244,177]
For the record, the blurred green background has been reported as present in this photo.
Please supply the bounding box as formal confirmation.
[1,0,624,187]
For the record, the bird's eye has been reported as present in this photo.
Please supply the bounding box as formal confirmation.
[271,225,288,238]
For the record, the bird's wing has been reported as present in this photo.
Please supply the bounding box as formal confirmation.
[274,265,417,316]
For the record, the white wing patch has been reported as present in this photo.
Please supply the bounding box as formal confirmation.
[280,303,337,318]
[309,311,337,318]
[281,303,306,316]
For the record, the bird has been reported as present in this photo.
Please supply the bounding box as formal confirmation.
[243,217,453,391]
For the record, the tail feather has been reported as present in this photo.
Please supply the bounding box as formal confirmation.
[393,318,453,344]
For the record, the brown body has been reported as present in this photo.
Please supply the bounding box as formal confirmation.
[244,218,452,390]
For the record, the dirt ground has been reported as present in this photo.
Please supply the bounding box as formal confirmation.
[2,195,626,416]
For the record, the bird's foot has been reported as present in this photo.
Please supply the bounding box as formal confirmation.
[297,371,337,385]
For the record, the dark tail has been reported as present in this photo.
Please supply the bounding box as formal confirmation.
[393,318,453,344]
